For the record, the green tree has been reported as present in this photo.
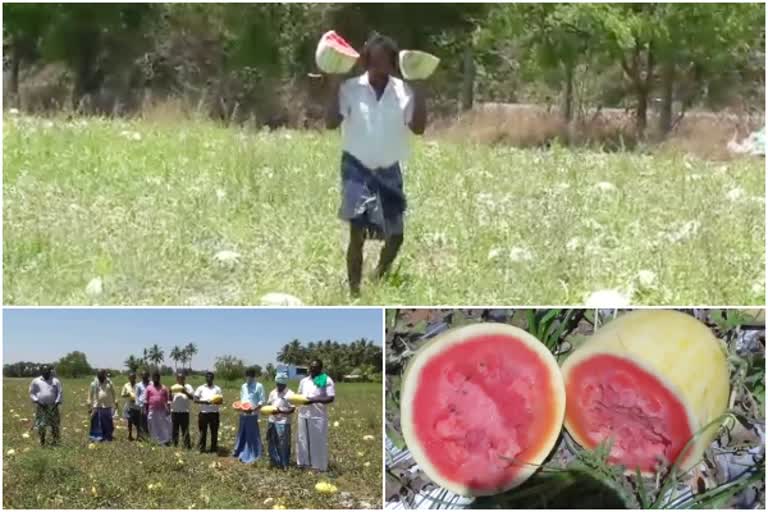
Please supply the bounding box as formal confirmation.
[34,3,156,108]
[184,342,198,370]
[124,355,142,372]
[55,351,93,378]
[169,345,183,371]
[2,3,53,98]
[146,344,164,370]
[264,363,276,380]
[214,355,246,383]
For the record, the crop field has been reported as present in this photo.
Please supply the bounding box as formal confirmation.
[385,309,765,509]
[3,114,764,306]
[2,377,382,509]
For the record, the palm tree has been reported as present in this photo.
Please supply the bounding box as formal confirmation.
[124,355,141,372]
[170,346,183,371]
[184,343,198,370]
[147,344,164,371]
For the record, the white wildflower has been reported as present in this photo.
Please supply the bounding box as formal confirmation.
[665,220,701,243]
[636,270,657,289]
[585,289,631,308]
[509,247,534,262]
[215,189,226,201]
[85,277,103,298]
[726,187,745,201]
[566,237,582,251]
[487,248,503,260]
[595,181,617,193]
[362,435,375,441]
[213,250,241,266]
[259,292,303,307]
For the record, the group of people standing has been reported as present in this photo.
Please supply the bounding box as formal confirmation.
[27,359,336,471]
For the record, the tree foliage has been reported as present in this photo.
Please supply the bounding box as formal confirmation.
[3,3,763,137]
[54,351,93,378]
[276,338,382,381]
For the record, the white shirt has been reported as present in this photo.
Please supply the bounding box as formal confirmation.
[194,384,222,414]
[297,376,335,419]
[29,376,63,406]
[267,388,295,424]
[339,72,414,170]
[170,383,195,413]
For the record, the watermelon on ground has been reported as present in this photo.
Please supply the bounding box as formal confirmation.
[560,310,729,475]
[400,323,566,496]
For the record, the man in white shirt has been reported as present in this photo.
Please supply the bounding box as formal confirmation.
[325,32,428,297]
[134,371,150,440]
[194,371,223,453]
[266,371,296,468]
[170,371,195,449]
[29,365,63,446]
[296,359,336,471]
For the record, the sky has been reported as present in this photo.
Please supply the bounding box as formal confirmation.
[3,308,383,370]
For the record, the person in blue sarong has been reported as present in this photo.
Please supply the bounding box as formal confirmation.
[232,368,265,463]
[324,32,429,296]
[88,369,116,442]
[266,371,296,469]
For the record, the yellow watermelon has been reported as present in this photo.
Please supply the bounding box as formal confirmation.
[288,394,310,406]
[560,310,729,475]
[259,405,278,416]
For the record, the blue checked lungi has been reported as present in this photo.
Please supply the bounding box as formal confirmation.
[338,152,407,240]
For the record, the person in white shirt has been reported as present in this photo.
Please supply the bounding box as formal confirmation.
[266,371,296,468]
[296,359,336,471]
[121,371,141,441]
[29,365,63,446]
[194,371,222,453]
[170,371,195,449]
[325,32,428,297]
[134,371,150,440]
[88,369,116,442]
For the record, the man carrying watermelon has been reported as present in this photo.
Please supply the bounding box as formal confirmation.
[322,32,430,297]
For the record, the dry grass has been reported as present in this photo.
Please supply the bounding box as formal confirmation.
[430,103,764,160]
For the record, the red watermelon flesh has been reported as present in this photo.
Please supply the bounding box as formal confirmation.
[325,31,359,57]
[565,354,693,473]
[411,333,561,494]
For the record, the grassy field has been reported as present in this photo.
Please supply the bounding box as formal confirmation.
[2,377,382,509]
[3,114,764,305]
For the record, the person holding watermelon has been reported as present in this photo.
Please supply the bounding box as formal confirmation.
[324,32,428,297]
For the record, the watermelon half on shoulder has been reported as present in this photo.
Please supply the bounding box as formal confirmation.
[400,323,566,496]
[399,50,440,80]
[560,310,729,475]
[315,30,360,74]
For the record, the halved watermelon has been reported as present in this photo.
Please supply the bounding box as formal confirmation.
[400,323,565,496]
[315,30,360,74]
[399,50,440,80]
[560,310,729,475]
